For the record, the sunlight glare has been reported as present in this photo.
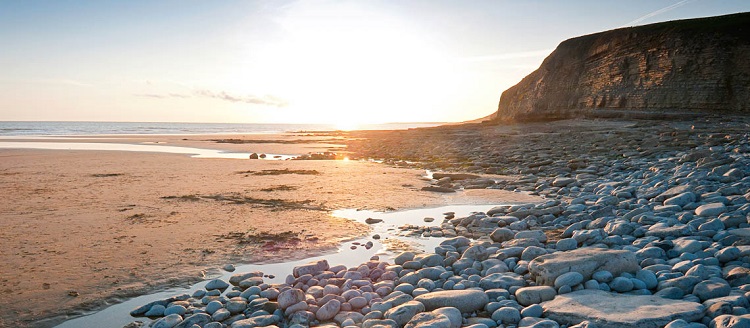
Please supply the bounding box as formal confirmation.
[236,3,462,124]
[335,120,360,131]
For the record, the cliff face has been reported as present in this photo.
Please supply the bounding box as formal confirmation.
[496,13,750,122]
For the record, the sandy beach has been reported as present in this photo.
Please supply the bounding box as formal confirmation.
[0,133,538,327]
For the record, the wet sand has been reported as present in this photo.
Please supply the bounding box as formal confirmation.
[0,133,539,327]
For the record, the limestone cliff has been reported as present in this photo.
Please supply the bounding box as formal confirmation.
[495,12,750,122]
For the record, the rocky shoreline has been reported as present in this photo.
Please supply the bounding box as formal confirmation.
[127,115,750,328]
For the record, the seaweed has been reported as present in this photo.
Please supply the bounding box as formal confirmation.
[259,185,298,192]
[236,169,320,176]
[161,193,326,211]
[91,173,124,177]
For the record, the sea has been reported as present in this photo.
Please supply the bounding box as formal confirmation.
[0,121,443,136]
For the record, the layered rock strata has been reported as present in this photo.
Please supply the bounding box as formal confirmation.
[495,12,750,122]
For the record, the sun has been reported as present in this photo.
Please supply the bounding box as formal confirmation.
[234,3,461,125]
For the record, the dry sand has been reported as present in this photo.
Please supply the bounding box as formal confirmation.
[0,134,540,327]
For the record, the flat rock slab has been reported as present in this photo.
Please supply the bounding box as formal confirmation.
[543,290,705,328]
[528,248,639,286]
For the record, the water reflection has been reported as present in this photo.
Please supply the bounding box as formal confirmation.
[54,205,503,328]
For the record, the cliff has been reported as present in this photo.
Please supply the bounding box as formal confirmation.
[495,12,750,122]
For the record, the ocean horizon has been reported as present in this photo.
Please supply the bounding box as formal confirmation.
[0,121,445,137]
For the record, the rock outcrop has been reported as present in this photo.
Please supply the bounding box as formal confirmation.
[495,12,750,122]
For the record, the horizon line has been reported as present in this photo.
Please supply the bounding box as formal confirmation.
[0,119,452,125]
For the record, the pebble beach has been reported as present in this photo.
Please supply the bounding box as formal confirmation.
[119,115,750,328]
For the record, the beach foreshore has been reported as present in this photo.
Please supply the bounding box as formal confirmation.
[0,132,536,327]
[5,115,750,328]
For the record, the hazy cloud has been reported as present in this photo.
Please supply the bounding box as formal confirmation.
[134,93,168,99]
[134,93,190,99]
[135,89,288,107]
[193,89,288,107]
[622,0,695,27]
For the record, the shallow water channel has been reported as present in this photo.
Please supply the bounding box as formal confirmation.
[54,204,503,328]
[0,141,295,159]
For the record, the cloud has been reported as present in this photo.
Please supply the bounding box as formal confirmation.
[194,89,288,107]
[622,0,695,27]
[135,89,288,107]
[134,93,190,99]
[134,93,168,99]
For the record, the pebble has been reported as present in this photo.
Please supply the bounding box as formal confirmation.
[316,299,341,321]
[692,280,731,302]
[365,218,383,224]
[433,307,462,328]
[205,300,223,315]
[636,270,658,289]
[384,301,425,326]
[592,270,614,283]
[414,290,488,313]
[491,307,521,325]
[554,272,584,289]
[151,314,183,328]
[163,305,187,316]
[173,313,211,328]
[404,311,451,328]
[556,238,578,251]
[144,304,166,317]
[521,304,544,318]
[695,203,727,217]
[515,286,556,306]
[204,279,229,291]
[609,277,634,292]
[211,308,231,321]
[127,119,750,328]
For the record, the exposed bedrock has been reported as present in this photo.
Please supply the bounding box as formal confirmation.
[495,12,750,122]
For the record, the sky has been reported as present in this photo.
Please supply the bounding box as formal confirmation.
[1,1,749,126]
